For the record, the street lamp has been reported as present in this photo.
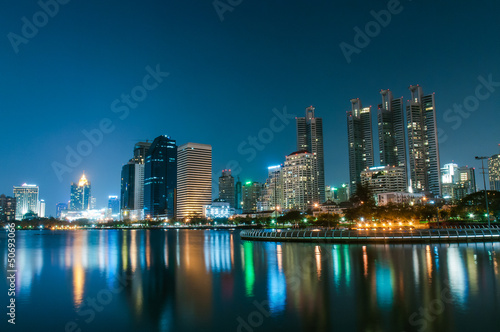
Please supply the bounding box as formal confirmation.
[475,156,491,228]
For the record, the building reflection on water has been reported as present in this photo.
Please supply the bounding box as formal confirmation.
[3,230,500,331]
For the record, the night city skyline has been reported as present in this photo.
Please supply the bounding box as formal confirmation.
[2,0,500,216]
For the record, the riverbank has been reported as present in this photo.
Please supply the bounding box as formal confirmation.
[240,228,500,243]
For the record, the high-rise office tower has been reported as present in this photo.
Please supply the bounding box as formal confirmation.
[176,143,212,220]
[347,99,374,194]
[218,169,235,207]
[121,163,144,212]
[441,163,476,200]
[283,151,314,211]
[266,165,284,211]
[144,136,177,219]
[0,195,16,222]
[56,203,67,219]
[235,177,242,210]
[108,196,120,215]
[378,90,407,177]
[120,141,151,218]
[406,85,441,196]
[241,181,263,213]
[360,166,407,194]
[70,174,91,211]
[297,106,325,203]
[38,199,46,218]
[13,184,39,220]
[489,154,500,191]
[132,141,152,164]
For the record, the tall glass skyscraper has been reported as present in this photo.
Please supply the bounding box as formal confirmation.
[70,174,91,211]
[218,169,235,208]
[144,136,177,219]
[296,106,325,203]
[407,85,441,196]
[347,99,374,194]
[234,177,242,210]
[121,141,151,219]
[378,90,407,172]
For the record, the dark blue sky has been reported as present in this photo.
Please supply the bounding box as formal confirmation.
[2,0,500,216]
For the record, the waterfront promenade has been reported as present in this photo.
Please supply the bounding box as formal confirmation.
[241,227,500,243]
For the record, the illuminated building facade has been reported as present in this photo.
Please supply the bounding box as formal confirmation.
[70,174,91,211]
[120,141,151,219]
[489,154,500,191]
[347,99,374,195]
[241,181,262,213]
[108,196,120,216]
[13,184,39,220]
[144,136,177,219]
[360,166,407,195]
[378,89,407,187]
[176,142,212,220]
[283,151,314,211]
[203,199,235,219]
[38,199,45,218]
[297,106,325,203]
[259,165,284,213]
[0,195,16,222]
[235,178,242,210]
[56,202,67,219]
[441,163,476,200]
[218,169,235,208]
[406,85,441,196]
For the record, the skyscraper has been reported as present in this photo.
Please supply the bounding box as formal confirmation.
[144,136,177,219]
[0,195,16,222]
[38,199,46,218]
[489,154,500,191]
[266,165,284,211]
[13,184,39,220]
[441,163,476,200]
[218,169,235,207]
[235,177,242,210]
[297,106,325,203]
[70,174,91,211]
[56,203,67,219]
[347,99,374,194]
[108,196,120,215]
[241,181,263,213]
[283,151,314,211]
[360,166,407,194]
[406,85,441,196]
[176,143,212,220]
[120,141,151,219]
[378,90,407,175]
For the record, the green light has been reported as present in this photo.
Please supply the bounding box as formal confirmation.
[243,242,255,297]
[245,181,252,185]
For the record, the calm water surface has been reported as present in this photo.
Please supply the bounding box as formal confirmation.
[1,229,499,332]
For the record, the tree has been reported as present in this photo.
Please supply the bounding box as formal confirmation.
[315,213,341,228]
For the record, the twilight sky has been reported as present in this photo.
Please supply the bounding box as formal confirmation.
[1,0,500,216]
